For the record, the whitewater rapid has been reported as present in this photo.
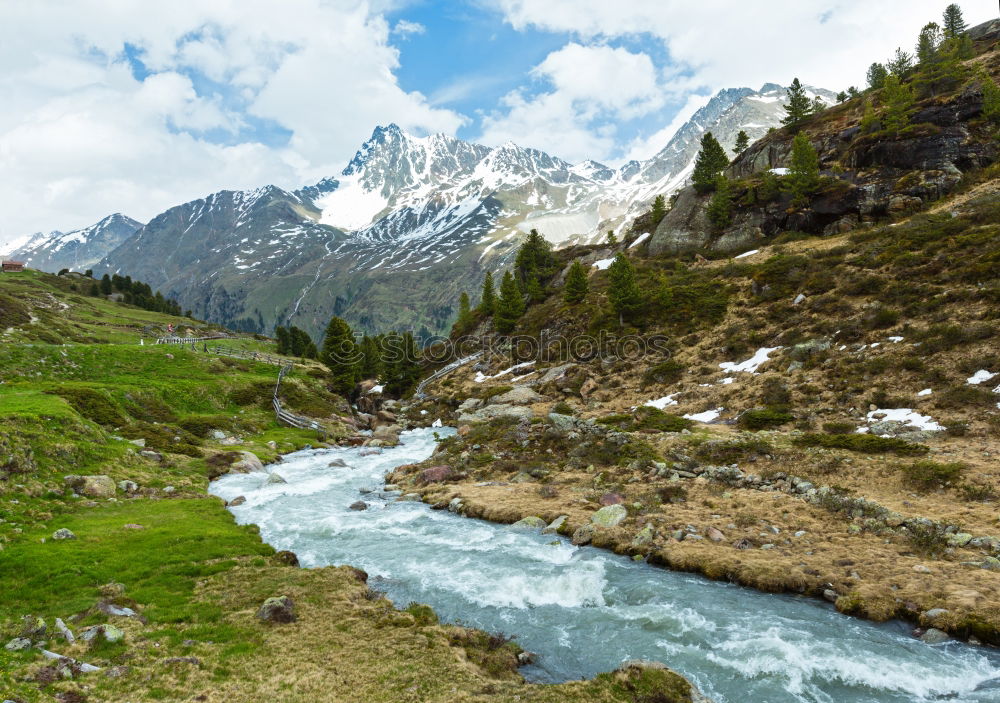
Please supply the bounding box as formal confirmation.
[209,428,1000,702]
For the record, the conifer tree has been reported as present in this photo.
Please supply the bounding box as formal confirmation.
[526,273,545,304]
[478,271,496,316]
[847,86,860,99]
[691,132,729,193]
[916,22,942,64]
[382,331,422,396]
[706,176,732,229]
[881,74,915,136]
[650,194,667,223]
[866,62,889,90]
[757,169,780,202]
[982,73,1000,125]
[320,315,359,396]
[942,3,967,38]
[781,78,812,125]
[514,228,557,287]
[607,253,642,327]
[494,271,525,334]
[452,291,474,335]
[836,91,848,103]
[275,326,290,354]
[100,273,112,295]
[887,47,914,77]
[606,230,617,245]
[860,100,879,133]
[811,96,826,114]
[733,130,750,154]
[563,260,588,304]
[787,132,820,205]
[358,334,382,379]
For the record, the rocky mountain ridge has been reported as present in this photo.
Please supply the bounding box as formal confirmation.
[2,213,142,272]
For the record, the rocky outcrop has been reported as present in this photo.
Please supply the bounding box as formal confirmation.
[64,474,116,498]
[649,79,998,257]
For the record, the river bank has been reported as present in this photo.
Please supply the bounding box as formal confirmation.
[210,427,1000,703]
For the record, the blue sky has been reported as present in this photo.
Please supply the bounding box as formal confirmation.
[0,0,994,240]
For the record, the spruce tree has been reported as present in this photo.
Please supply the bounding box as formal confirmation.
[836,91,848,103]
[942,3,967,38]
[606,230,617,245]
[514,228,557,287]
[866,62,889,90]
[691,132,729,193]
[916,22,942,64]
[811,96,826,114]
[275,326,290,354]
[478,271,496,316]
[706,176,732,229]
[100,273,112,295]
[382,332,422,397]
[650,194,667,223]
[320,316,359,396]
[781,78,812,126]
[847,86,860,99]
[881,74,915,136]
[982,73,1000,125]
[787,132,820,205]
[607,253,642,327]
[526,273,545,304]
[563,260,588,304]
[860,100,879,133]
[358,334,383,379]
[494,271,525,334]
[887,47,914,77]
[733,130,750,155]
[453,291,474,335]
[758,169,780,202]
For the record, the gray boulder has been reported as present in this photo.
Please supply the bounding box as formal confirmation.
[265,472,287,485]
[257,596,296,624]
[64,475,116,498]
[229,451,264,473]
[117,480,139,493]
[591,504,628,528]
[542,515,568,534]
[52,528,76,540]
[458,404,533,424]
[509,516,546,530]
[920,628,950,644]
[5,637,32,651]
[491,386,546,406]
[572,524,596,546]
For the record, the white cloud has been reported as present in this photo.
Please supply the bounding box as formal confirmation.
[477,43,664,163]
[492,0,997,94]
[0,0,463,241]
[393,19,426,36]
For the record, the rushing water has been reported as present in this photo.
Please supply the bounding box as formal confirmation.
[209,428,1000,703]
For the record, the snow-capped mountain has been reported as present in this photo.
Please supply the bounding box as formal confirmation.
[3,213,142,272]
[94,82,832,338]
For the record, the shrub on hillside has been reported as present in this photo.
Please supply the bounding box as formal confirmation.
[50,387,128,427]
[898,460,965,490]
[793,433,928,456]
[641,359,685,387]
[737,408,794,430]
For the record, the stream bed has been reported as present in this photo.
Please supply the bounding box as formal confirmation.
[209,428,1000,702]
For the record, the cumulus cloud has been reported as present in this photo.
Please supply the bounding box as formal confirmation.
[478,43,664,162]
[0,0,463,240]
[492,0,996,94]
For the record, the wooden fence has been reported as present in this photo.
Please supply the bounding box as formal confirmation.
[412,351,483,399]
[154,335,321,430]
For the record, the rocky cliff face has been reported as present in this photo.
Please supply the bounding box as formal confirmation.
[648,37,1000,258]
